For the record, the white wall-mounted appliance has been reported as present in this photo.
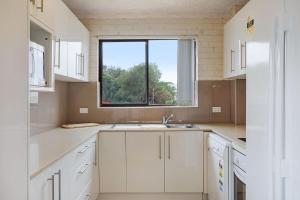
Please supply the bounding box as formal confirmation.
[207,133,231,200]
[232,149,246,200]
[29,41,46,87]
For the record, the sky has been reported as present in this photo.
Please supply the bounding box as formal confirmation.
[102,40,178,84]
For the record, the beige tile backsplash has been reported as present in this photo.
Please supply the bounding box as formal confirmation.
[30,80,245,135]
[66,80,242,124]
[30,81,68,135]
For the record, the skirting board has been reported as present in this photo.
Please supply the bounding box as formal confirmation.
[97,193,204,200]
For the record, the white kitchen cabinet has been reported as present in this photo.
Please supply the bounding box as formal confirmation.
[126,132,165,192]
[30,161,68,200]
[99,132,127,193]
[165,131,204,192]
[224,3,249,79]
[53,0,90,82]
[29,0,55,30]
[31,135,98,200]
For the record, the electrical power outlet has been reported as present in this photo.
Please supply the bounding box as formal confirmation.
[212,107,222,113]
[79,108,89,114]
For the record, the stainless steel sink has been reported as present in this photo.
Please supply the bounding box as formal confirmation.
[165,124,195,129]
[112,124,195,129]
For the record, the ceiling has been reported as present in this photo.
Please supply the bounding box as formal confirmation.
[63,0,249,19]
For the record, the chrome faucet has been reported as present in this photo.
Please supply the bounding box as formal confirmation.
[162,114,174,125]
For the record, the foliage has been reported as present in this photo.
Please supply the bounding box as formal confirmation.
[102,63,176,105]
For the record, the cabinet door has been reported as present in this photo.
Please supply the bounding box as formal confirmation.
[224,21,237,78]
[99,132,126,193]
[67,41,83,79]
[53,0,69,77]
[35,0,55,29]
[30,167,54,200]
[126,131,165,192]
[54,40,68,76]
[81,27,90,81]
[165,131,204,192]
[30,162,66,200]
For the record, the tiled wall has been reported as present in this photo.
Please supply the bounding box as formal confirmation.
[66,80,235,124]
[82,18,225,81]
[30,81,68,135]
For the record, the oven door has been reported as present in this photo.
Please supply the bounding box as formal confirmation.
[233,166,246,200]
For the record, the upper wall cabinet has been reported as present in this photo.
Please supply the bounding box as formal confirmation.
[53,0,90,82]
[29,0,90,83]
[224,4,249,79]
[29,0,55,30]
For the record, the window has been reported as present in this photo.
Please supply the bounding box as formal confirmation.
[99,39,196,107]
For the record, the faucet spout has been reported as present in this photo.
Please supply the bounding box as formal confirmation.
[162,114,174,125]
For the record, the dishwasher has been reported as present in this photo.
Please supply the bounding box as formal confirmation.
[207,133,231,200]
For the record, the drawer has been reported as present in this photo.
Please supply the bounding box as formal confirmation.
[76,178,98,200]
[69,136,97,168]
[70,160,94,200]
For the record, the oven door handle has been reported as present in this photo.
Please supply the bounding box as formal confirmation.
[234,166,247,184]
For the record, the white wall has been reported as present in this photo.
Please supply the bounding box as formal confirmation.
[82,18,225,81]
[0,1,29,200]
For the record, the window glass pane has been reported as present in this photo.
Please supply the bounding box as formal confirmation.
[101,41,147,105]
[148,40,177,105]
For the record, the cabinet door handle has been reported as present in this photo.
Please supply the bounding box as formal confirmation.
[36,0,44,12]
[55,39,61,68]
[93,141,97,166]
[30,0,35,6]
[47,175,55,200]
[78,145,89,154]
[230,49,235,72]
[78,164,89,174]
[82,54,85,76]
[75,53,79,75]
[168,135,171,160]
[54,170,61,200]
[159,135,162,160]
[240,42,247,69]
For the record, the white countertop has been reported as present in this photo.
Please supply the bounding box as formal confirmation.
[30,123,246,178]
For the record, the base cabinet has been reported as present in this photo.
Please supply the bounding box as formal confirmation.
[126,132,165,192]
[98,131,204,193]
[30,136,98,200]
[165,131,204,192]
[99,132,127,193]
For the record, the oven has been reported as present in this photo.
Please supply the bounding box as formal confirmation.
[232,149,246,200]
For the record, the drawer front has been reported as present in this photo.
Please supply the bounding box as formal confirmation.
[70,161,94,200]
[69,136,97,169]
[76,178,98,200]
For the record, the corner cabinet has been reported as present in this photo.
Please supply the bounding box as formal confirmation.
[98,131,204,193]
[30,136,99,200]
[224,3,250,79]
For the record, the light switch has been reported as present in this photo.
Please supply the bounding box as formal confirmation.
[80,108,89,114]
[212,107,222,113]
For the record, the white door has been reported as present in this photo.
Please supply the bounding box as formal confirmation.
[99,132,126,193]
[165,131,204,192]
[126,131,164,192]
